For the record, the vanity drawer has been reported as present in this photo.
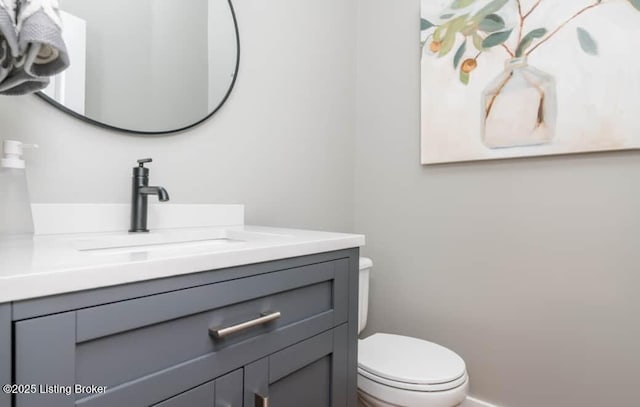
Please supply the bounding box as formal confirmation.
[15,258,350,407]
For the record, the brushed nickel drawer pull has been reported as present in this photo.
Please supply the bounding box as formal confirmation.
[255,393,269,407]
[209,311,281,339]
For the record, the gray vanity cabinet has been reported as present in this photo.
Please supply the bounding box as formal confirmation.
[8,249,359,407]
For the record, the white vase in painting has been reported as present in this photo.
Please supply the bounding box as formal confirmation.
[481,57,557,149]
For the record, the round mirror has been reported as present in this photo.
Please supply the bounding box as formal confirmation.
[37,0,239,134]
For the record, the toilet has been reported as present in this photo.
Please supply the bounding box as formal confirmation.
[357,257,469,407]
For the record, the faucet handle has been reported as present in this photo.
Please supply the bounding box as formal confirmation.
[137,158,153,167]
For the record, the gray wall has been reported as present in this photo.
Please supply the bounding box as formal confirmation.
[355,1,640,406]
[0,0,357,232]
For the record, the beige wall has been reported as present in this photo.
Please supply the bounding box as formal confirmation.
[355,1,640,406]
[0,0,357,232]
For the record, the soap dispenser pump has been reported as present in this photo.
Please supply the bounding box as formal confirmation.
[0,140,38,237]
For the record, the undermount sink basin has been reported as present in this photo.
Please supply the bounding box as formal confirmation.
[72,227,293,256]
[78,237,243,255]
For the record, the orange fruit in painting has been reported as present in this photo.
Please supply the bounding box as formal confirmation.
[429,41,442,52]
[461,59,477,73]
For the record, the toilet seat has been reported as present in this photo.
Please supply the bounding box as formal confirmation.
[358,373,469,407]
[358,333,467,392]
[357,334,469,407]
[358,367,467,392]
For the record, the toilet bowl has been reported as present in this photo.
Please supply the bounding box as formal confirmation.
[357,258,468,407]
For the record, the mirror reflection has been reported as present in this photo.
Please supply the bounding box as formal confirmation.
[38,0,239,134]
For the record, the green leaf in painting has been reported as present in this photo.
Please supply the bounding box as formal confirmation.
[472,32,486,51]
[482,29,512,48]
[453,40,467,68]
[439,30,457,57]
[434,25,445,42]
[515,28,547,57]
[438,15,469,57]
[478,14,505,32]
[577,27,598,55]
[421,18,434,31]
[472,0,509,24]
[460,69,470,85]
[628,0,640,11]
[452,0,476,9]
[441,13,455,19]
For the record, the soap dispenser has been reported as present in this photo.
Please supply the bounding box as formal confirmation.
[0,140,38,237]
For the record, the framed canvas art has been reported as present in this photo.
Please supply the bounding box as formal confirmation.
[420,0,640,164]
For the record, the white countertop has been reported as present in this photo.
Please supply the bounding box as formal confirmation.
[0,225,364,303]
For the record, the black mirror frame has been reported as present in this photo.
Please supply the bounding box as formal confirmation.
[35,0,240,135]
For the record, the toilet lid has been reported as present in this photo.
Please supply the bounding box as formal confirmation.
[358,333,466,385]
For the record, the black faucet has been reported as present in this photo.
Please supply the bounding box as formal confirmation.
[129,158,170,233]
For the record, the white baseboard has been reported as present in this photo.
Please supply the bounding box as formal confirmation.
[463,395,500,407]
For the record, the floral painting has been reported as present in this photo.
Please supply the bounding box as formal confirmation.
[420,0,640,164]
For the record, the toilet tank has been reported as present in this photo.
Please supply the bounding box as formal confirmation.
[358,257,373,334]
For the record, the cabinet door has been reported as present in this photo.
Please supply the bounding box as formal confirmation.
[153,369,242,407]
[244,325,350,407]
[153,382,214,407]
[214,369,243,407]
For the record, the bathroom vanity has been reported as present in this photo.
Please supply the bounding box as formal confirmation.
[0,205,364,407]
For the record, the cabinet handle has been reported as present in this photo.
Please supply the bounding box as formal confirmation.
[255,393,269,407]
[209,311,281,339]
